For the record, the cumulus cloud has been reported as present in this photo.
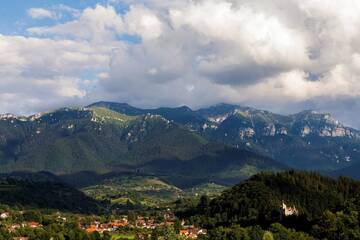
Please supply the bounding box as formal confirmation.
[0,35,111,114]
[124,5,164,40]
[170,1,309,84]
[2,0,360,127]
[101,1,360,106]
[28,5,124,43]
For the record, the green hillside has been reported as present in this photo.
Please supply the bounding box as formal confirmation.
[82,175,229,211]
[182,170,360,239]
[0,106,281,186]
[90,102,360,172]
[0,172,101,213]
[206,171,360,223]
[82,175,183,208]
[0,107,206,173]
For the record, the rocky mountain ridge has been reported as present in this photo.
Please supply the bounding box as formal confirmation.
[0,105,283,186]
[89,102,360,171]
[2,101,360,173]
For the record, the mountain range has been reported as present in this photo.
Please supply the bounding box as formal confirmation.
[90,102,360,171]
[1,101,360,185]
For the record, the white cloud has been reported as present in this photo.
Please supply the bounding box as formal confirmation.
[170,1,310,85]
[124,5,164,40]
[28,5,124,43]
[3,0,360,127]
[28,8,56,19]
[0,35,111,114]
[55,4,81,17]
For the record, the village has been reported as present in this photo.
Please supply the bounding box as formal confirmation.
[83,214,207,239]
[0,210,207,240]
[1,211,42,232]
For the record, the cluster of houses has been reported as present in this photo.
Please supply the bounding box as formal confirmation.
[6,221,42,232]
[2,220,42,240]
[1,211,207,239]
[85,217,129,233]
[1,211,43,231]
[179,225,207,239]
[84,215,177,233]
[0,211,64,239]
[0,211,39,240]
[0,212,10,219]
[84,215,207,239]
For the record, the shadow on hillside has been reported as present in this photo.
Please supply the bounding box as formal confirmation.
[0,172,103,214]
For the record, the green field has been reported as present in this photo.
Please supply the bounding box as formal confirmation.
[82,175,183,208]
[82,175,227,209]
[111,234,135,240]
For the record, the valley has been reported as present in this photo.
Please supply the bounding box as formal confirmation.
[1,102,360,239]
[1,171,360,239]
[2,0,359,238]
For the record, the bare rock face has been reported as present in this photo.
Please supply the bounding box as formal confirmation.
[263,124,276,136]
[301,126,311,137]
[239,128,256,139]
[2,101,360,173]
[193,105,360,170]
[277,127,288,135]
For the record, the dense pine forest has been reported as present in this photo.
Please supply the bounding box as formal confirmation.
[181,171,360,239]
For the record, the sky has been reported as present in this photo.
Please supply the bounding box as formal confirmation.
[1,0,360,128]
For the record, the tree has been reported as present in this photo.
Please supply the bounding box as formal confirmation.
[173,219,182,233]
[262,231,274,240]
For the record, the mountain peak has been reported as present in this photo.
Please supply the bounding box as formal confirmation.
[88,101,133,108]
[292,109,338,124]
[294,109,324,116]
[88,101,144,116]
[215,103,240,108]
[1,101,360,174]
[197,103,241,117]
[177,105,192,111]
